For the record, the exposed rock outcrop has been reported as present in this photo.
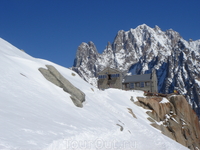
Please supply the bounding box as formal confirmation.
[39,65,85,108]
[136,95,200,150]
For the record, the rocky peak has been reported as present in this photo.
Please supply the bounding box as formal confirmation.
[165,29,181,46]
[73,41,99,67]
[136,23,149,29]
[113,30,125,52]
[154,25,162,32]
[106,41,112,49]
[72,24,200,117]
[88,41,98,53]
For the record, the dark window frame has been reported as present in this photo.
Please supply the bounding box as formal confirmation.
[140,82,144,88]
[130,83,134,89]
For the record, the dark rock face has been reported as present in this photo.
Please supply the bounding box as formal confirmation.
[72,42,99,85]
[136,95,200,150]
[39,65,85,108]
[72,24,200,117]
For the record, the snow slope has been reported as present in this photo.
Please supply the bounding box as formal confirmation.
[0,38,188,150]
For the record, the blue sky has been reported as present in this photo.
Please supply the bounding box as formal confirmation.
[0,0,199,68]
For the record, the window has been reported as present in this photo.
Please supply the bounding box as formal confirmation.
[145,82,150,86]
[136,82,140,87]
[108,74,111,80]
[125,83,129,88]
[110,74,120,78]
[140,82,144,88]
[99,75,107,79]
[99,74,120,79]
[130,83,134,89]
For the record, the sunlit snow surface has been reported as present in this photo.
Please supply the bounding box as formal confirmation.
[0,38,188,150]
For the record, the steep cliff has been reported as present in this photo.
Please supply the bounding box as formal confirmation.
[136,95,200,150]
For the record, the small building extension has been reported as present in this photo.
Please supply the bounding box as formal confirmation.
[122,70,158,92]
[97,67,122,90]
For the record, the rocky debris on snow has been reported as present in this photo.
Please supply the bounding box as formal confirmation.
[130,96,134,102]
[39,65,85,108]
[116,124,124,131]
[127,108,137,118]
[136,95,200,150]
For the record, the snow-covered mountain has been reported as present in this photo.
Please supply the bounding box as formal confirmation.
[72,24,200,118]
[0,38,192,149]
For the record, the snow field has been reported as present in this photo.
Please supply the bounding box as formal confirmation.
[0,38,188,150]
